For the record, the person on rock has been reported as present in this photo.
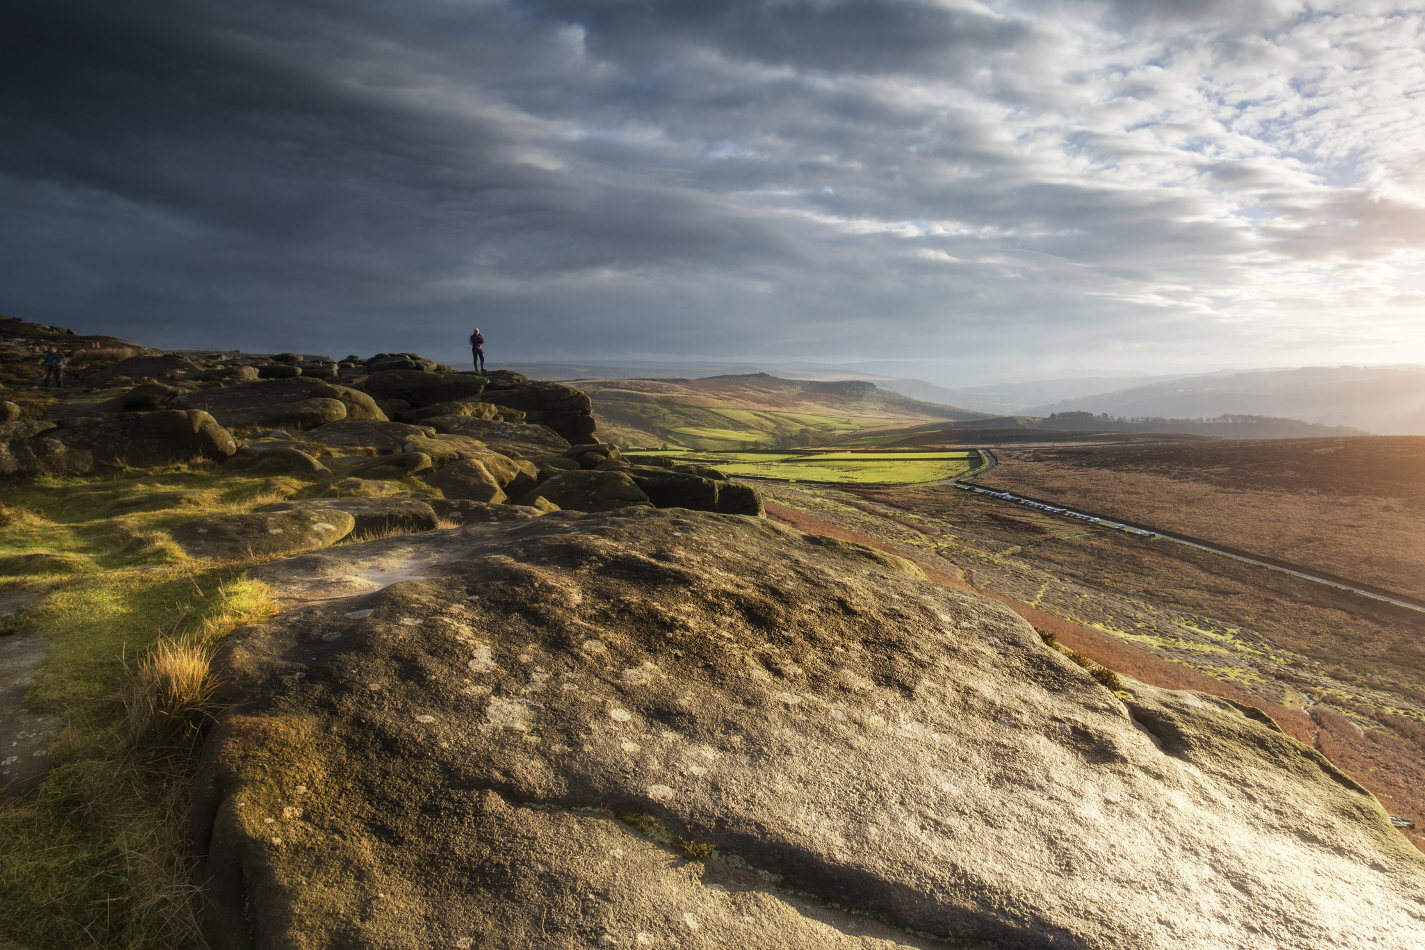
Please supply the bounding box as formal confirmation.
[469,328,486,372]
[40,346,66,388]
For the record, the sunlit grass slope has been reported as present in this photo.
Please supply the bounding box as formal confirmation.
[581,375,988,450]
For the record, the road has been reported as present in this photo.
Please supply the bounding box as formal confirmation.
[949,456,1425,617]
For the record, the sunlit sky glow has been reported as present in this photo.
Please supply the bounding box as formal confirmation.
[2,0,1423,382]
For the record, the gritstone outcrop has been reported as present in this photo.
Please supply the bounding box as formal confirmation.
[192,509,1425,950]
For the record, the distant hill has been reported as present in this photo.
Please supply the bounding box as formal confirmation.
[839,411,1363,447]
[577,373,990,449]
[875,373,1201,415]
[1027,366,1425,435]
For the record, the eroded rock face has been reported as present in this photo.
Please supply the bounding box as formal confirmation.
[192,511,1425,950]
[627,466,764,517]
[515,469,653,512]
[1,410,236,475]
[477,382,597,445]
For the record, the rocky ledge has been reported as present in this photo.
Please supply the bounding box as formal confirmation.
[193,509,1425,950]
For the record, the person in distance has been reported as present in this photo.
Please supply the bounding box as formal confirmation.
[470,328,486,372]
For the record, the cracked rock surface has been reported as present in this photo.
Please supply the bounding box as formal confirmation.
[193,509,1425,950]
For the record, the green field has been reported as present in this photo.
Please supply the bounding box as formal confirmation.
[623,449,983,485]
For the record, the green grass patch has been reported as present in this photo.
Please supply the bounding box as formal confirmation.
[721,457,976,483]
[0,565,275,950]
[0,463,304,949]
[624,449,981,485]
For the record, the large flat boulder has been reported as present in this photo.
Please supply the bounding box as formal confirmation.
[0,410,236,475]
[433,418,570,457]
[0,420,57,443]
[172,379,385,427]
[514,469,652,512]
[364,353,438,373]
[192,510,1425,950]
[257,498,438,537]
[227,445,330,478]
[305,419,435,453]
[171,509,355,560]
[427,498,549,524]
[81,353,200,385]
[361,370,487,407]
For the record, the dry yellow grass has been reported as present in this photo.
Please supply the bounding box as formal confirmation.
[126,635,218,744]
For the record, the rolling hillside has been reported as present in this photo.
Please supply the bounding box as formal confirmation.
[578,373,990,449]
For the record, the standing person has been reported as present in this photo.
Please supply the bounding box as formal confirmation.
[40,346,66,388]
[469,328,486,372]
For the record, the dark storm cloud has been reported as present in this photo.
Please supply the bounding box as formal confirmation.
[531,0,1029,75]
[0,0,1420,375]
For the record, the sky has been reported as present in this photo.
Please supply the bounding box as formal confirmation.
[2,0,1423,384]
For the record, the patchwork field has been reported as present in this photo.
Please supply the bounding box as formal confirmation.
[970,436,1425,602]
[624,448,983,484]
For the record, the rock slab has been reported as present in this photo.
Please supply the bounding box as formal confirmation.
[193,510,1425,950]
[257,498,438,537]
[172,509,356,560]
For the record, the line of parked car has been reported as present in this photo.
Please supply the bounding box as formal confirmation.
[952,483,1158,538]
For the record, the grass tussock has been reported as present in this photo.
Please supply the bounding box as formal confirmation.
[0,502,50,529]
[126,635,219,746]
[1,388,58,420]
[674,825,717,861]
[119,528,187,565]
[345,523,423,544]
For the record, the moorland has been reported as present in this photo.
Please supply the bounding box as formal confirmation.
[970,437,1425,602]
[742,435,1425,855]
[4,313,1425,949]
